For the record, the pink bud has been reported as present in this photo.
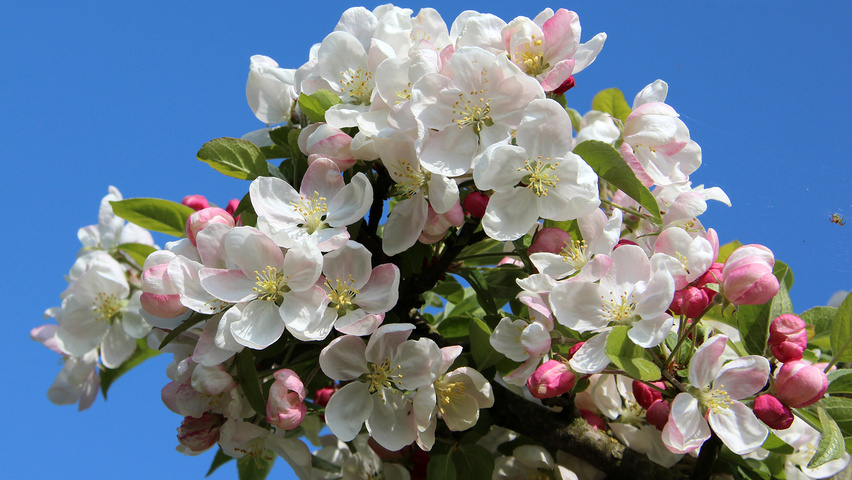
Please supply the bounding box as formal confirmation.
[313,386,335,408]
[526,360,576,399]
[419,202,464,244]
[553,75,575,95]
[225,198,240,217]
[186,207,235,246]
[176,413,222,452]
[580,409,606,430]
[695,262,723,289]
[669,286,709,318]
[463,192,489,219]
[266,369,307,430]
[140,263,187,318]
[646,399,670,431]
[181,194,210,211]
[632,381,664,410]
[774,361,828,408]
[528,227,572,255]
[768,314,808,362]
[722,245,779,305]
[299,123,355,170]
[614,239,639,249]
[753,394,793,430]
[567,342,584,360]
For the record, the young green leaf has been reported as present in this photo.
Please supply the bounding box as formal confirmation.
[111,198,195,237]
[716,240,743,263]
[236,349,268,417]
[298,90,342,123]
[801,306,837,351]
[605,326,661,381]
[116,242,158,267]
[469,318,506,371]
[565,107,582,133]
[100,338,160,399]
[572,140,662,224]
[808,407,845,468]
[830,291,852,362]
[451,444,494,480]
[769,281,794,321]
[591,88,632,122]
[773,260,794,291]
[737,301,772,356]
[427,453,457,480]
[237,454,275,480]
[826,369,852,395]
[197,137,268,180]
[760,432,794,455]
[206,447,235,477]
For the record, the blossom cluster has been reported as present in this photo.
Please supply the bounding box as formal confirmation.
[35,5,852,480]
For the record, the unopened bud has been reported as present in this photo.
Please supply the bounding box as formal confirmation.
[632,380,664,410]
[182,194,210,211]
[646,399,670,431]
[526,360,576,399]
[774,361,828,408]
[722,245,779,305]
[753,394,793,430]
[463,191,489,219]
[528,227,572,255]
[768,314,808,362]
[186,207,235,246]
[669,286,710,318]
[176,413,222,452]
[266,369,307,430]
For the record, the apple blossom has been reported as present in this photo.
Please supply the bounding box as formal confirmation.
[721,244,779,305]
[768,314,808,362]
[246,54,295,125]
[186,207,235,247]
[266,369,307,431]
[773,361,828,408]
[752,394,793,430]
[526,359,576,399]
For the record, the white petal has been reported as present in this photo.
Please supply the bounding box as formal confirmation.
[325,381,373,442]
[661,393,710,454]
[708,401,768,455]
[229,300,285,349]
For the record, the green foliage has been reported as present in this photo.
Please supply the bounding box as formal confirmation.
[769,281,794,322]
[197,137,268,180]
[761,432,794,455]
[427,453,457,480]
[801,306,836,351]
[298,90,342,123]
[115,242,157,266]
[432,276,465,304]
[572,140,662,224]
[457,268,500,320]
[826,369,852,395]
[565,107,582,133]
[451,444,494,480]
[591,88,632,122]
[100,338,160,399]
[236,349,268,417]
[737,300,772,356]
[716,240,743,263]
[469,318,506,370]
[605,326,661,381]
[830,291,852,362]
[110,198,194,237]
[773,260,794,291]
[207,447,235,477]
[809,406,845,468]
[237,454,275,480]
[437,316,474,340]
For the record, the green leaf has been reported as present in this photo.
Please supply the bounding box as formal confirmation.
[100,338,160,399]
[737,301,772,356]
[542,218,582,243]
[158,313,210,350]
[457,269,499,318]
[451,444,493,480]
[433,276,465,304]
[769,281,794,321]
[469,318,506,371]
[761,432,794,454]
[110,198,194,237]
[830,291,852,361]
[572,140,662,224]
[268,125,293,149]
[480,266,526,313]
[565,107,582,133]
[116,242,157,266]
[809,406,845,468]
[260,145,290,160]
[427,453,457,480]
[773,260,794,291]
[236,349,268,417]
[446,290,486,319]
[207,447,235,477]
[237,454,275,480]
[197,137,268,180]
[605,326,661,381]
[298,90,342,123]
[827,369,852,395]
[716,240,743,263]
[801,306,837,351]
[457,237,505,267]
[437,316,473,340]
[591,88,632,122]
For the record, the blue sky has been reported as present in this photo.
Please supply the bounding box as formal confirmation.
[4,1,851,479]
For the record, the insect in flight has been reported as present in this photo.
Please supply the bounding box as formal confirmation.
[830,212,846,226]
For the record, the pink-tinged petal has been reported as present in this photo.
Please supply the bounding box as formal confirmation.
[336,312,383,336]
[366,393,418,451]
[568,332,611,374]
[440,346,464,374]
[280,286,335,342]
[199,268,256,304]
[607,244,651,287]
[319,334,368,380]
[714,355,769,400]
[314,227,350,252]
[490,317,528,362]
[193,314,237,367]
[169,258,225,314]
[567,32,606,74]
[325,381,373,442]
[323,242,373,290]
[383,195,429,256]
[503,356,541,386]
[662,393,711,454]
[327,172,373,227]
[357,264,400,313]
[225,227,285,276]
[688,334,728,390]
[542,9,580,60]
[708,401,768,455]
[573,254,612,283]
[280,245,322,291]
[635,269,675,320]
[521,322,551,358]
[483,187,540,241]
[78,368,99,411]
[31,324,62,355]
[539,59,575,91]
[195,222,232,268]
[620,142,654,188]
[410,72,458,130]
[519,293,553,326]
[229,300,285,349]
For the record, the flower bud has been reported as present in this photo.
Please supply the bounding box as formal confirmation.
[186,207,235,246]
[176,413,222,453]
[181,194,210,211]
[528,227,572,255]
[463,191,489,218]
[774,361,828,408]
[580,409,606,430]
[669,286,710,318]
[313,386,335,408]
[419,202,464,244]
[752,394,793,430]
[225,198,240,217]
[695,262,723,289]
[722,244,779,305]
[632,380,664,410]
[768,314,808,362]
[567,342,584,360]
[299,123,355,170]
[526,360,576,399]
[140,263,187,318]
[553,75,575,95]
[646,399,670,431]
[266,369,307,430]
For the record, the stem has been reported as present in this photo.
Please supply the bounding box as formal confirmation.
[600,198,651,220]
[661,368,689,393]
[664,296,722,366]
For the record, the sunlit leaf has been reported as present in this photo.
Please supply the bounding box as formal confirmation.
[605,326,661,381]
[591,88,632,122]
[111,198,194,237]
[197,137,268,180]
[298,90,342,123]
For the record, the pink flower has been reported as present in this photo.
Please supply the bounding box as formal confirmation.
[419,201,464,244]
[526,360,576,399]
[140,263,187,318]
[721,244,779,305]
[528,227,572,255]
[298,123,355,171]
[186,207,235,246]
[182,194,210,211]
[266,369,307,430]
[774,361,828,408]
[768,314,808,362]
[752,394,793,430]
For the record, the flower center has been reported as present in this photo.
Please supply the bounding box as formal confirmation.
[601,291,637,323]
[676,252,690,275]
[389,157,429,198]
[367,358,402,402]
[560,239,589,270]
[700,385,732,414]
[435,378,466,415]
[292,191,328,234]
[253,266,289,302]
[520,157,559,197]
[512,39,550,77]
[92,292,122,323]
[236,439,275,467]
[451,90,493,134]
[326,275,360,316]
[338,66,373,105]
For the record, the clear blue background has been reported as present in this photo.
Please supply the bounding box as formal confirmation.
[4,1,850,478]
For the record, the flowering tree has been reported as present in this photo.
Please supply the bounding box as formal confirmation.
[32,5,852,480]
